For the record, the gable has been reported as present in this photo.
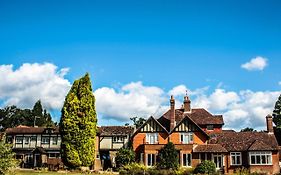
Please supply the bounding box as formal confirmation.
[173,118,198,132]
[140,118,165,132]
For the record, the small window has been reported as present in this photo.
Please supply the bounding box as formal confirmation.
[182,153,192,167]
[41,136,50,144]
[230,152,242,165]
[146,133,158,144]
[180,133,193,144]
[207,125,214,130]
[113,136,124,143]
[52,137,58,145]
[147,154,156,166]
[16,136,23,144]
[24,137,29,144]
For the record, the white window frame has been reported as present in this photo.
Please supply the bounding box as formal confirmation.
[182,153,192,167]
[41,136,50,144]
[146,133,158,144]
[180,132,193,144]
[113,136,124,143]
[212,153,224,169]
[52,136,58,145]
[230,152,242,165]
[24,137,30,145]
[16,136,23,144]
[147,153,156,166]
[249,151,272,165]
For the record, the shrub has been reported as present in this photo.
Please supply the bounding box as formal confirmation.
[175,167,194,175]
[115,148,135,168]
[194,160,216,174]
[157,142,179,170]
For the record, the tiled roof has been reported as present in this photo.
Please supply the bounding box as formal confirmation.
[98,126,134,136]
[158,108,224,132]
[193,144,228,153]
[210,132,279,151]
[5,125,59,134]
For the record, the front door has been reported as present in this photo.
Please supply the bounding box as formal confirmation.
[34,154,42,167]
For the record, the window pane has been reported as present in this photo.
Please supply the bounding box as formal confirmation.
[183,154,187,166]
[251,155,255,164]
[256,155,261,164]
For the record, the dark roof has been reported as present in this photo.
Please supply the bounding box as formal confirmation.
[5,125,59,134]
[210,132,279,151]
[158,108,224,132]
[33,147,47,154]
[98,126,134,136]
[193,144,228,153]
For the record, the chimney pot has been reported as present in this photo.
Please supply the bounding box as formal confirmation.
[183,95,191,113]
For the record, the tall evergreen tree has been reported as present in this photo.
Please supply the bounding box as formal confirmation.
[157,142,179,170]
[60,73,97,168]
[273,94,281,128]
[32,100,54,127]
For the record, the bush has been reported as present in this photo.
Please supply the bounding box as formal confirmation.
[157,142,179,170]
[194,160,216,174]
[115,148,135,168]
[175,167,194,175]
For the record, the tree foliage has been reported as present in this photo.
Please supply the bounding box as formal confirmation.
[273,94,281,128]
[240,127,255,132]
[157,142,179,170]
[194,160,216,174]
[0,138,18,175]
[116,148,135,168]
[130,117,146,129]
[60,73,97,168]
[0,101,54,131]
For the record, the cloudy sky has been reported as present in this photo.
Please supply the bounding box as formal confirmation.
[0,0,281,130]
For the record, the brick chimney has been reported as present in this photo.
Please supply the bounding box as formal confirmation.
[266,114,274,134]
[170,95,175,131]
[183,95,191,113]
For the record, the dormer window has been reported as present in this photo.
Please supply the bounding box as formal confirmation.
[207,125,214,130]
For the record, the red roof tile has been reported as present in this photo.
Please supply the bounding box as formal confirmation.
[5,125,59,134]
[193,144,228,153]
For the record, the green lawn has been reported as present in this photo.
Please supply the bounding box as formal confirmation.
[9,169,117,175]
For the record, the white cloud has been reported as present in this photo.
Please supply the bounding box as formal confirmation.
[241,56,268,71]
[278,81,281,86]
[0,63,71,110]
[95,81,169,122]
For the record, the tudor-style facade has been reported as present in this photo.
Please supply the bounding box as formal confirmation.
[131,95,280,174]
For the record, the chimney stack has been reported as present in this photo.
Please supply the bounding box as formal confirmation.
[170,95,175,131]
[266,114,274,134]
[183,95,191,113]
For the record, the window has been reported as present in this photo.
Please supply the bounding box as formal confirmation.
[180,132,193,144]
[24,137,29,144]
[147,154,156,166]
[6,136,13,144]
[31,136,37,142]
[207,125,214,130]
[41,136,50,144]
[230,152,242,165]
[48,153,60,158]
[52,137,58,145]
[113,136,124,143]
[25,154,33,163]
[249,151,272,165]
[16,136,23,144]
[182,153,192,167]
[213,153,223,168]
[146,133,158,144]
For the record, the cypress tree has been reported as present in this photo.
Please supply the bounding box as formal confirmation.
[60,73,97,168]
[273,94,281,128]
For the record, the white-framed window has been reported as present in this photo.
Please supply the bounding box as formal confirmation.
[182,153,192,167]
[24,137,30,145]
[113,136,124,143]
[25,154,33,163]
[212,153,223,169]
[16,136,23,144]
[52,137,58,145]
[249,151,272,165]
[230,152,242,165]
[180,132,193,144]
[146,133,158,144]
[41,136,50,144]
[207,125,214,130]
[147,154,156,166]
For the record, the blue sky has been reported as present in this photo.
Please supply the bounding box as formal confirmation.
[0,0,281,130]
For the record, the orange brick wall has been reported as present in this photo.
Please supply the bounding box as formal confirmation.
[194,132,207,144]
[169,133,180,144]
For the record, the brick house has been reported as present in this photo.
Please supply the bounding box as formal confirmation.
[131,95,280,174]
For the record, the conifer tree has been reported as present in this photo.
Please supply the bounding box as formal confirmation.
[157,142,179,170]
[60,73,97,168]
[273,94,281,128]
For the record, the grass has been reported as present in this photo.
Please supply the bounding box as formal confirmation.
[8,169,117,175]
